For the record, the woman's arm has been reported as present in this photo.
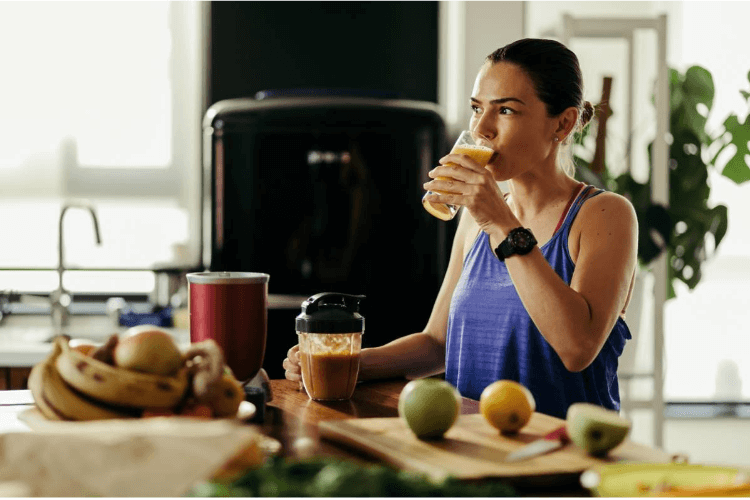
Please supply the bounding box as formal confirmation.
[499,192,638,372]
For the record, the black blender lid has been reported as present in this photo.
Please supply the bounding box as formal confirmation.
[295,292,365,334]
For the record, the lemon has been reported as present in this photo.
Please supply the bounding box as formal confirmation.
[479,380,536,434]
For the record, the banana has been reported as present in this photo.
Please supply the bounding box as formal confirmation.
[54,336,189,409]
[27,350,63,421]
[30,340,137,421]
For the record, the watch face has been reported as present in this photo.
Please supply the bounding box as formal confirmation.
[496,228,536,261]
[513,231,532,248]
[510,228,537,253]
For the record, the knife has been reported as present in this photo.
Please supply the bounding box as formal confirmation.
[505,425,570,462]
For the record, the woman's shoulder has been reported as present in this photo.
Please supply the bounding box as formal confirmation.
[573,188,638,236]
[580,189,637,220]
[567,188,638,264]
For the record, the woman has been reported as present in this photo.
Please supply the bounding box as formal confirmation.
[283,38,638,419]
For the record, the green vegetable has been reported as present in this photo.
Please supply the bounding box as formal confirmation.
[186,456,516,497]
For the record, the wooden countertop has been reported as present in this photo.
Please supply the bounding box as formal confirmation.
[259,379,669,495]
[259,379,469,463]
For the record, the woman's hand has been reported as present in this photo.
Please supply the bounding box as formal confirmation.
[423,153,513,234]
[282,345,303,386]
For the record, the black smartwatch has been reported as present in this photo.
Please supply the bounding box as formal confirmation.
[495,227,537,262]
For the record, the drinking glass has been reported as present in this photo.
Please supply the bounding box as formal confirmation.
[422,130,495,221]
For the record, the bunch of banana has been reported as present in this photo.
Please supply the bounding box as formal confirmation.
[55,336,189,409]
[29,333,245,421]
[28,338,148,421]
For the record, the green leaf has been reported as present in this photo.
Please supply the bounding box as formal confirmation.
[668,68,684,108]
[213,457,518,497]
[709,204,729,248]
[669,67,714,146]
[720,113,750,184]
[683,65,715,109]
[670,85,685,112]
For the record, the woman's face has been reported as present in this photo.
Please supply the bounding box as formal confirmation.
[469,61,560,182]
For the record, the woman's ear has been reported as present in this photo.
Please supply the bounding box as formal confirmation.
[555,107,580,141]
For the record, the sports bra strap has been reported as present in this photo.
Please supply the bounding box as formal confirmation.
[553,183,585,234]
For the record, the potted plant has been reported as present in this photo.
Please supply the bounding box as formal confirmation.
[575,66,750,299]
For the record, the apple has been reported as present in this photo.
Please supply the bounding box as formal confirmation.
[398,378,462,440]
[113,325,184,376]
[566,403,631,456]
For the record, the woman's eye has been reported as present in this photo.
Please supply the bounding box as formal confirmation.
[499,107,515,115]
[471,105,481,114]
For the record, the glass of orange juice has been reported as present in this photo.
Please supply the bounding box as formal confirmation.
[422,130,495,221]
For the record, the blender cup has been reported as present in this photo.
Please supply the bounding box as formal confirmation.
[186,271,269,383]
[296,293,365,401]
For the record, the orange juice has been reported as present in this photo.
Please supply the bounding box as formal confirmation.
[423,143,495,220]
[442,144,495,178]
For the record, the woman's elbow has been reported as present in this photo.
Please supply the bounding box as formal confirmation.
[558,321,612,372]
[561,356,589,373]
[559,344,599,373]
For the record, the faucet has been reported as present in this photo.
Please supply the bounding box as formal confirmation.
[50,202,102,330]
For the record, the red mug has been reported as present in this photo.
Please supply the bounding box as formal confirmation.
[186,272,269,382]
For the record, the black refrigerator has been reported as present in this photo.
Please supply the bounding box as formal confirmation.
[203,93,453,378]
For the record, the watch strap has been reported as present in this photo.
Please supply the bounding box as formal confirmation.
[496,237,515,261]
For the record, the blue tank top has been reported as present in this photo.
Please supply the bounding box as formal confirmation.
[445,185,631,418]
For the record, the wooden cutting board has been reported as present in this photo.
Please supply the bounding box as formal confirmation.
[318,412,671,482]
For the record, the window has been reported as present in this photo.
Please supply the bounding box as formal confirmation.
[663,1,750,402]
[0,2,204,295]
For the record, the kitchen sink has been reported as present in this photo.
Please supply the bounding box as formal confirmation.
[0,314,123,343]
[0,314,189,367]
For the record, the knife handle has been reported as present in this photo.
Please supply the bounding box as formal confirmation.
[544,425,569,443]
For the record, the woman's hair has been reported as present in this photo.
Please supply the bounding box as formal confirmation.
[487,38,593,176]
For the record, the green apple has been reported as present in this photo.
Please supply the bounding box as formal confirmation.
[398,379,461,440]
[566,403,631,456]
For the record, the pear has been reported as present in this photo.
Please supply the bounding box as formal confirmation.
[566,403,631,456]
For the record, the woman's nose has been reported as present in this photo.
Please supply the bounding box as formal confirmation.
[472,113,495,142]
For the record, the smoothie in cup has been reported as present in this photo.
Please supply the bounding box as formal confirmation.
[298,333,362,401]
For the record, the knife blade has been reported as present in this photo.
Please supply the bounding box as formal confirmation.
[505,425,569,462]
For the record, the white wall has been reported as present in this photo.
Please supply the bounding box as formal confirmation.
[438,1,525,137]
